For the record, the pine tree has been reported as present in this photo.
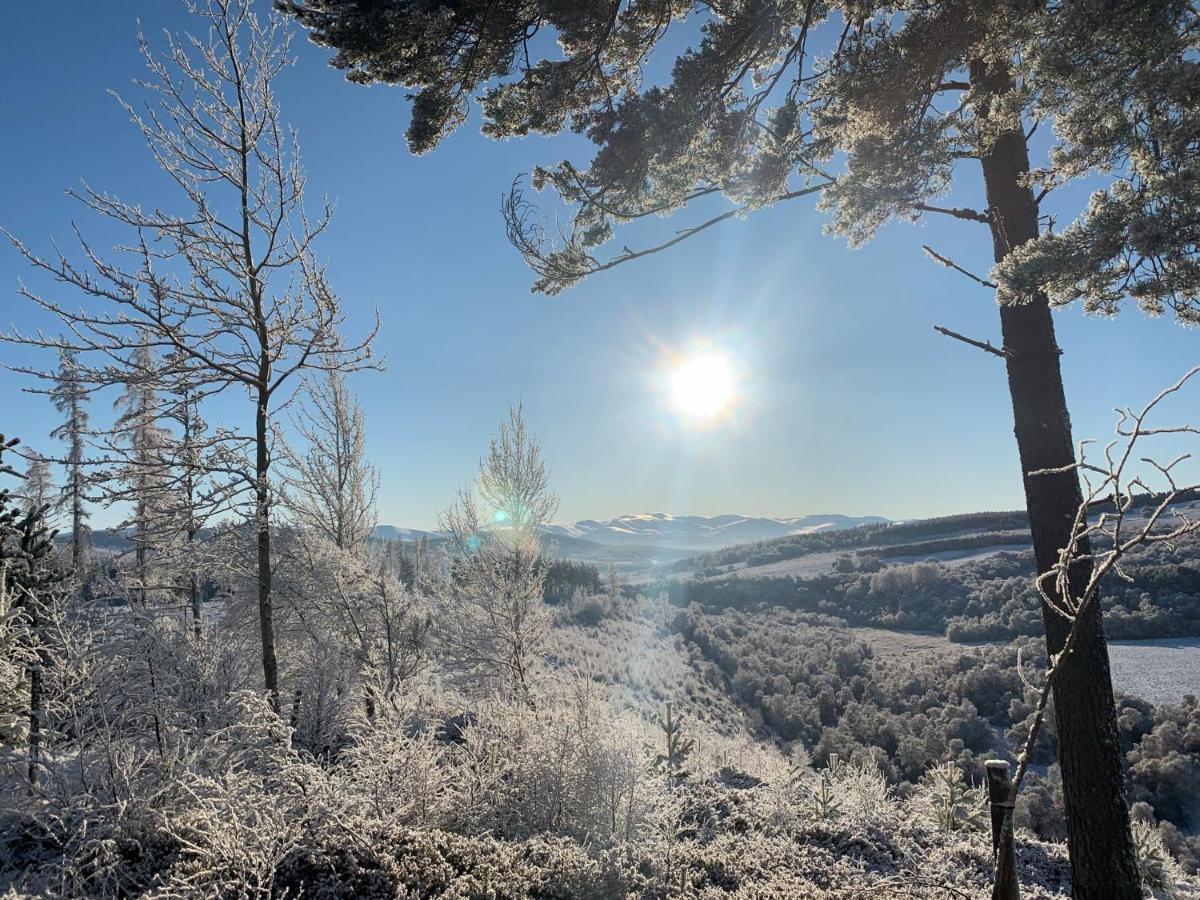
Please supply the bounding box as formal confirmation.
[110,345,172,609]
[0,435,65,786]
[166,372,210,634]
[49,349,90,576]
[651,702,694,786]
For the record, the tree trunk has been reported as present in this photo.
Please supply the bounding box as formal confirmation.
[971,58,1140,899]
[71,455,85,575]
[27,629,43,788]
[256,395,280,710]
[190,569,202,637]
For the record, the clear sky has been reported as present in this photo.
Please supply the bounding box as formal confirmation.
[1,2,1196,530]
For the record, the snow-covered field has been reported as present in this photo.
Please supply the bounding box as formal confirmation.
[1108,638,1200,705]
[859,628,1200,706]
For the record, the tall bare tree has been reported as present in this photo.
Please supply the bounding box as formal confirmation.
[3,0,378,707]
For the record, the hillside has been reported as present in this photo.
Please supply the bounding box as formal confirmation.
[538,596,1200,890]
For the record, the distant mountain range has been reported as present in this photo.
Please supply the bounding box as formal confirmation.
[539,513,888,550]
[371,525,441,544]
[68,513,888,566]
[373,512,888,554]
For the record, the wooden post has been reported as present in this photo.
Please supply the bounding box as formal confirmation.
[986,760,1020,900]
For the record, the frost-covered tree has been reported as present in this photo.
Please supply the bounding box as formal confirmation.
[48,350,91,574]
[280,2,1200,891]
[0,435,66,785]
[4,0,379,708]
[434,405,557,702]
[16,453,55,523]
[106,345,173,608]
[283,371,379,553]
[275,531,429,719]
[90,345,241,632]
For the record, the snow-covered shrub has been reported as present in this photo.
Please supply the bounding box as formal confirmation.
[334,709,455,831]
[3,685,310,898]
[563,587,618,626]
[1134,818,1190,900]
[289,637,355,760]
[826,754,895,827]
[446,676,659,844]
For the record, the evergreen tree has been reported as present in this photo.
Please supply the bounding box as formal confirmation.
[652,702,694,786]
[0,435,65,785]
[280,3,1200,891]
[16,453,54,523]
[49,349,90,575]
[109,345,172,608]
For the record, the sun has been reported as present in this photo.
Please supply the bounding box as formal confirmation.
[669,350,736,421]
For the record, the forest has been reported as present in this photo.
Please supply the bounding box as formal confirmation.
[661,530,1200,642]
[2,1,1200,898]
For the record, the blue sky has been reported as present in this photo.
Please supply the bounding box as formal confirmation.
[1,2,1196,530]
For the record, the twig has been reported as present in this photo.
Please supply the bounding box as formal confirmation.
[922,245,997,289]
[933,325,1009,359]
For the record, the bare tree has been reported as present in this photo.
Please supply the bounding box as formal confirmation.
[3,0,379,707]
[283,370,378,553]
[434,405,558,702]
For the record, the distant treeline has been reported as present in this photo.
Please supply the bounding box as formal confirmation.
[871,531,1031,559]
[542,559,603,604]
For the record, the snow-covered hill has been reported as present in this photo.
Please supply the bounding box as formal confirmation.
[539,512,888,550]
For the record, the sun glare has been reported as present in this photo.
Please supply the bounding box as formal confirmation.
[669,350,736,421]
